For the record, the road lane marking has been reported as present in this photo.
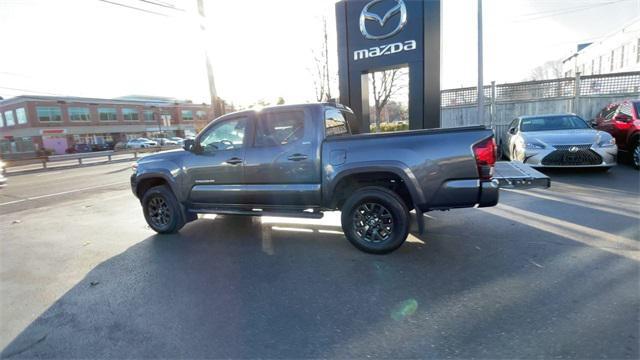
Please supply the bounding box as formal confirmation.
[0,181,129,206]
[35,171,63,177]
[503,188,634,217]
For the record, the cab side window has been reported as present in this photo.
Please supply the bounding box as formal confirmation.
[605,105,619,120]
[199,117,247,153]
[255,111,305,147]
[619,103,633,117]
[325,109,349,137]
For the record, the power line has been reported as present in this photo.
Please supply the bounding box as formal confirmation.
[97,0,169,17]
[0,86,66,96]
[514,0,634,22]
[137,0,184,11]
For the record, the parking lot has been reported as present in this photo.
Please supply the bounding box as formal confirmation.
[0,162,638,358]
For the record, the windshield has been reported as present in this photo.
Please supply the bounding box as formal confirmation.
[520,115,590,132]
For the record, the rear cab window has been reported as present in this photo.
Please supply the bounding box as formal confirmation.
[324,108,350,137]
[255,110,305,147]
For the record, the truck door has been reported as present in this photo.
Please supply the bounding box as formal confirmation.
[183,116,250,205]
[242,108,321,206]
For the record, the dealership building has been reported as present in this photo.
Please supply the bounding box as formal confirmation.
[0,95,213,156]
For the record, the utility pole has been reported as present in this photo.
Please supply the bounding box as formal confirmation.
[477,0,484,125]
[197,0,218,119]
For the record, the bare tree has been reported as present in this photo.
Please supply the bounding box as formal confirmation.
[529,60,563,81]
[370,68,408,132]
[311,16,333,102]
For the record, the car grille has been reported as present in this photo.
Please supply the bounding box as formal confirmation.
[542,145,602,166]
[552,144,592,151]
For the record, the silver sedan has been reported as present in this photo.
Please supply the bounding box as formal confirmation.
[502,114,617,169]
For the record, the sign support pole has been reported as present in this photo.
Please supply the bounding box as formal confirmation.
[477,0,484,125]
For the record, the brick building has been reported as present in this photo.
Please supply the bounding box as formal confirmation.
[0,95,213,156]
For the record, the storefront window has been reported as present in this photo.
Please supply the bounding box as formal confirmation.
[98,108,117,121]
[143,110,155,122]
[16,108,27,124]
[36,106,62,122]
[123,108,139,121]
[196,110,207,120]
[0,137,36,154]
[4,111,15,126]
[181,110,193,121]
[69,107,91,121]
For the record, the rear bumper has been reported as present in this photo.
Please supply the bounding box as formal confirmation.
[478,179,499,207]
[419,178,499,211]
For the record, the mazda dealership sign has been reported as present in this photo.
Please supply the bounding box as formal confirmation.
[336,0,441,132]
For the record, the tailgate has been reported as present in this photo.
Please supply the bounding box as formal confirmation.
[493,161,550,189]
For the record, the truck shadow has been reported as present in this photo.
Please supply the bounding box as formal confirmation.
[2,211,638,359]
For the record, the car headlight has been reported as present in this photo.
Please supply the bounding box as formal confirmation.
[597,137,616,147]
[525,142,545,150]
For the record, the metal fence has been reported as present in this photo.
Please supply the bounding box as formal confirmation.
[441,71,640,107]
[440,71,640,146]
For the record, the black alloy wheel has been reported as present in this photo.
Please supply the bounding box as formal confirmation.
[147,196,171,229]
[142,185,185,233]
[341,186,410,254]
[352,203,394,243]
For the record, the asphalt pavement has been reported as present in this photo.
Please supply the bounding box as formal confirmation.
[0,163,638,358]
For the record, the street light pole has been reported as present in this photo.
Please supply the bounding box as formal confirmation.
[197,0,218,119]
[477,0,484,125]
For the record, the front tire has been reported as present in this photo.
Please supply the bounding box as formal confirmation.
[142,185,185,234]
[632,140,640,170]
[341,187,410,254]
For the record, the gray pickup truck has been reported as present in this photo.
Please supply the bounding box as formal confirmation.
[131,103,548,253]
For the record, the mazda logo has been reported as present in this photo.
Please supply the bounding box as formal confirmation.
[359,0,407,40]
[569,146,580,153]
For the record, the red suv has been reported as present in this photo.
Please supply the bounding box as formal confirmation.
[593,100,640,169]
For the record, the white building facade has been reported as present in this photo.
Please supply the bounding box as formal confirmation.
[563,18,640,77]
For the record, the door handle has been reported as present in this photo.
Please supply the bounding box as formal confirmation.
[225,157,243,165]
[287,154,308,161]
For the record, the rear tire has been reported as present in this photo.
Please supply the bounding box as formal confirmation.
[142,185,185,234]
[341,187,410,254]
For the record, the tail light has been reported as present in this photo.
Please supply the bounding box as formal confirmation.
[473,137,496,180]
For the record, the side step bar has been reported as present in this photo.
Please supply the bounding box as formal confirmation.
[188,208,324,219]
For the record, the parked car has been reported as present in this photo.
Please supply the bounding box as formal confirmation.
[152,138,178,146]
[0,160,6,188]
[502,114,617,170]
[131,103,549,254]
[593,100,640,169]
[91,142,114,152]
[169,137,184,145]
[65,143,92,154]
[126,138,158,149]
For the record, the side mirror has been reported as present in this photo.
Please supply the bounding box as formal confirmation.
[183,139,198,153]
[508,127,517,135]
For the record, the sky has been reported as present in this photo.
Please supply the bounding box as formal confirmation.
[0,0,638,106]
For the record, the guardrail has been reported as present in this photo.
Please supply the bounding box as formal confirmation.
[3,146,181,173]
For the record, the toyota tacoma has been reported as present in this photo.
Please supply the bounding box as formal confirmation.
[131,103,548,254]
